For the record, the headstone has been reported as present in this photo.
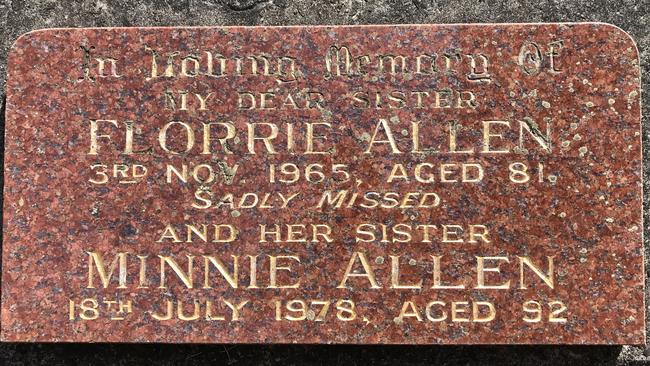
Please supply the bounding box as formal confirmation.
[1,23,643,344]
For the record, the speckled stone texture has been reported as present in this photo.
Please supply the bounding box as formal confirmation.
[1,23,643,345]
[0,1,648,365]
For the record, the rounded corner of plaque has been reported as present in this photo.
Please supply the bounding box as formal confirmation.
[10,28,48,49]
[593,23,639,60]
[9,28,70,59]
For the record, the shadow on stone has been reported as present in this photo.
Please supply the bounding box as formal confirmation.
[0,344,623,365]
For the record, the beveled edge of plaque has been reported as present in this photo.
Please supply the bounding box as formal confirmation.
[1,22,645,345]
[6,22,640,62]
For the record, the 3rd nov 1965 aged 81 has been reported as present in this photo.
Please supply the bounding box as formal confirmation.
[1,23,643,344]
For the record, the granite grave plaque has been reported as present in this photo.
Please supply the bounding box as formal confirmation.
[1,23,643,344]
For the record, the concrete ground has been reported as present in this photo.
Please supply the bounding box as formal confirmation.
[0,0,648,364]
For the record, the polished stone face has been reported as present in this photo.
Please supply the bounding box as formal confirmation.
[1,23,642,344]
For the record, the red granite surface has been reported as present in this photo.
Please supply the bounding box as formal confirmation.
[1,24,643,344]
